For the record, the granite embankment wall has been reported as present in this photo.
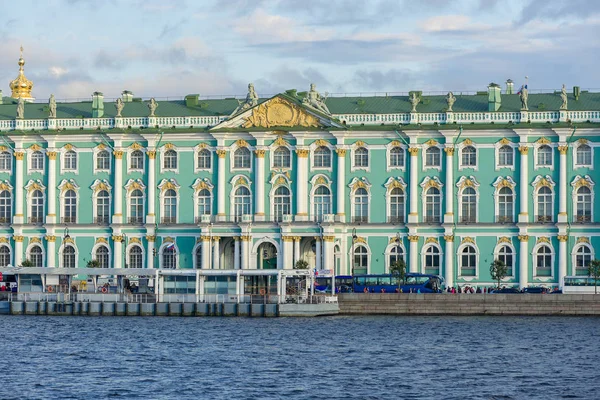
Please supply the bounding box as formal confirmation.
[339,293,600,315]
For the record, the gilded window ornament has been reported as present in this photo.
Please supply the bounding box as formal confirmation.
[462,138,473,146]
[536,237,550,244]
[163,143,175,150]
[531,175,555,190]
[64,144,74,151]
[163,236,175,243]
[129,142,143,150]
[29,237,41,244]
[95,237,108,244]
[497,237,512,244]
[498,138,511,146]
[461,237,475,245]
[354,237,367,244]
[570,175,594,190]
[29,144,42,152]
[354,140,365,147]
[576,237,590,244]
[273,136,288,147]
[314,139,328,147]
[536,137,551,145]
[424,139,438,147]
[236,139,249,148]
[456,176,480,190]
[129,237,141,244]
[425,237,439,244]
[492,176,516,190]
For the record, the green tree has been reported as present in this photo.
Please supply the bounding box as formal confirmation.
[19,259,34,267]
[389,259,407,293]
[587,259,600,295]
[86,259,100,268]
[490,259,508,289]
[295,259,308,270]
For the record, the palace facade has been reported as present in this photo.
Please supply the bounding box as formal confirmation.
[0,52,598,289]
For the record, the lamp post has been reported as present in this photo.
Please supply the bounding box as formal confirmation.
[351,228,357,277]
[64,226,70,294]
[122,233,128,268]
[395,232,401,264]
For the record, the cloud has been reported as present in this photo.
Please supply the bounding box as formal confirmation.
[517,0,600,24]
[420,15,489,33]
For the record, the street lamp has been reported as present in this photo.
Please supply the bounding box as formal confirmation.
[395,232,401,264]
[351,228,357,277]
[64,226,70,240]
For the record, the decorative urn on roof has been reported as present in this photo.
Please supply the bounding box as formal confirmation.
[9,46,34,101]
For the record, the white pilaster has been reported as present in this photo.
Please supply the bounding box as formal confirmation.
[444,236,454,288]
[113,236,123,269]
[293,236,301,267]
[519,235,529,289]
[283,237,293,269]
[46,236,56,268]
[147,151,156,224]
[241,236,249,269]
[147,237,155,269]
[336,148,346,220]
[14,237,23,267]
[113,150,123,224]
[212,237,220,269]
[558,235,567,289]
[323,237,334,271]
[296,149,308,221]
[217,150,226,221]
[234,237,240,269]
[444,148,454,223]
[409,236,418,273]
[255,149,265,221]
[558,145,568,222]
[315,237,322,270]
[47,151,57,224]
[14,151,24,224]
[408,147,419,223]
[519,146,529,223]
[202,237,211,269]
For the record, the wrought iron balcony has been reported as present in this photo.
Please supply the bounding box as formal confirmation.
[460,216,476,223]
[128,216,144,224]
[28,216,43,225]
[496,215,514,223]
[61,216,76,224]
[94,216,110,225]
[352,216,368,223]
[161,217,176,224]
[576,215,592,223]
[536,215,552,223]
[388,216,405,224]
[424,216,440,223]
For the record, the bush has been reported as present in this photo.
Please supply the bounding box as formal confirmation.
[295,259,308,269]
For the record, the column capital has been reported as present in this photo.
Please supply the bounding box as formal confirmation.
[296,149,309,158]
[282,236,294,242]
[408,235,419,242]
[14,151,25,160]
[313,236,321,241]
[443,147,455,156]
[13,235,24,242]
[200,236,211,241]
[254,149,266,158]
[112,235,124,242]
[443,235,454,242]
[147,150,156,159]
[518,235,529,242]
[323,236,335,242]
[240,235,251,241]
[146,235,156,242]
[335,148,347,157]
[112,150,124,159]
[558,145,568,155]
[212,236,221,241]
[408,147,419,156]
[46,151,57,160]
[518,146,529,155]
[557,235,569,242]
[293,236,301,242]
[216,149,227,158]
[45,235,56,242]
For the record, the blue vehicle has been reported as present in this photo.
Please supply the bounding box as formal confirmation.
[353,273,444,293]
[315,275,354,293]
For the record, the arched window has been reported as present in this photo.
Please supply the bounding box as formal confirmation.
[130,150,144,170]
[354,147,368,168]
[313,186,331,222]
[96,150,110,170]
[163,189,177,224]
[129,189,144,224]
[273,186,291,222]
[128,246,143,269]
[425,147,440,167]
[353,245,368,274]
[535,245,552,277]
[63,189,77,223]
[460,187,477,223]
[390,147,404,167]
[0,246,10,267]
[234,186,251,221]
[497,245,513,276]
[536,186,553,222]
[389,187,405,223]
[273,147,290,168]
[30,245,43,268]
[195,246,202,269]
[197,189,211,217]
[162,245,176,269]
[576,144,592,166]
[0,152,11,171]
[234,147,251,169]
[163,150,177,170]
[95,246,109,268]
[353,188,369,223]
[424,246,440,275]
[424,187,441,223]
[63,245,76,268]
[575,186,592,223]
[64,150,77,170]
[575,246,592,276]
[460,245,477,276]
[31,151,44,171]
[197,149,211,169]
[498,187,514,223]
[313,146,331,168]
[537,145,552,166]
[96,190,110,224]
[389,245,404,268]
[30,190,43,224]
[461,146,476,167]
[0,191,11,224]
[498,145,513,167]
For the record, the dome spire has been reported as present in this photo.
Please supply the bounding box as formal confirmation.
[10,45,34,100]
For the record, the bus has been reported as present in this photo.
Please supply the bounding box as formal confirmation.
[562,276,600,294]
[315,273,444,294]
[314,275,353,293]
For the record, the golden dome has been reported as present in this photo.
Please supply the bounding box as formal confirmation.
[10,46,33,99]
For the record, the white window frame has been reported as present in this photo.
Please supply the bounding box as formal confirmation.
[58,243,79,269]
[495,141,516,171]
[458,145,478,171]
[421,243,443,276]
[572,243,594,276]
[493,242,516,279]
[457,242,479,278]
[161,149,179,173]
[532,242,554,279]
[91,243,111,269]
[386,142,406,172]
[384,177,407,224]
[26,243,45,268]
[125,179,147,224]
[492,177,516,224]
[0,151,12,174]
[351,143,370,172]
[28,149,46,174]
[230,142,253,173]
[420,176,444,223]
[229,175,253,221]
[127,149,146,173]
[571,175,595,223]
[194,147,213,172]
[126,243,145,269]
[385,241,406,273]
[0,244,12,267]
[310,174,333,222]
[93,147,111,174]
[350,243,371,275]
[27,188,45,224]
[422,145,442,171]
[531,175,555,223]
[573,142,593,169]
[310,142,333,172]
[61,147,79,174]
[271,146,292,170]
[456,176,480,224]
[534,143,554,171]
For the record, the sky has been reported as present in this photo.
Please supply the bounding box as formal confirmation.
[0,0,599,101]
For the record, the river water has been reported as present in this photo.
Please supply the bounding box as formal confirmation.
[3,315,599,399]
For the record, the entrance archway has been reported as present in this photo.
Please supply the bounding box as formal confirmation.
[257,242,277,269]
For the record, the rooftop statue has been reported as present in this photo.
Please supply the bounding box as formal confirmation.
[560,84,568,110]
[147,98,158,117]
[410,92,420,113]
[302,83,330,115]
[446,92,456,112]
[230,83,259,117]
[48,94,56,118]
[115,98,124,117]
[16,97,24,119]
[520,87,528,111]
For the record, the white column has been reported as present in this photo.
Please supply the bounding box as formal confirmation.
[146,236,155,269]
[255,149,265,221]
[323,236,334,271]
[558,235,567,289]
[408,147,419,223]
[519,146,529,223]
[47,151,57,224]
[315,237,322,270]
[14,151,24,224]
[444,148,454,223]
[519,235,529,289]
[409,236,418,273]
[283,237,293,269]
[234,237,240,269]
[217,150,227,221]
[46,236,56,268]
[241,236,250,269]
[14,237,23,267]
[444,236,454,288]
[293,237,301,267]
[212,237,220,269]
[201,237,211,269]
[336,149,346,219]
[558,145,568,222]
[113,150,123,223]
[147,151,156,224]
[296,149,308,221]
[113,236,123,269]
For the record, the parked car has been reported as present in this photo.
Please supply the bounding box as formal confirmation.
[490,287,521,294]
[523,286,548,294]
